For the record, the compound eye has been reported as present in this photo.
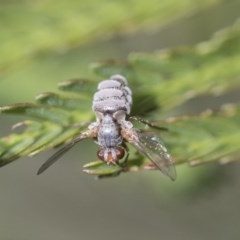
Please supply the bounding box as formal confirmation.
[97,149,105,161]
[115,147,125,160]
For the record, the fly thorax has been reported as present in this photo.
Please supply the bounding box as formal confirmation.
[98,114,122,148]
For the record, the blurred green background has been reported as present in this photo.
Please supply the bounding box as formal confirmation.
[0,0,240,239]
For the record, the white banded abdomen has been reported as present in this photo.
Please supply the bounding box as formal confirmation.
[92,74,132,115]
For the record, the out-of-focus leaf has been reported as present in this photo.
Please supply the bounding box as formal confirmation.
[155,104,240,166]
[0,0,221,70]
[57,79,96,94]
[36,92,91,111]
[1,103,71,125]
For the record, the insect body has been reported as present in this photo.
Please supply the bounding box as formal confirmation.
[37,75,176,180]
[92,75,132,164]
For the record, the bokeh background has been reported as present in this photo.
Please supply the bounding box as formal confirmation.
[0,0,240,239]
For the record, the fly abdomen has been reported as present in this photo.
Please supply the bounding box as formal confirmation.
[92,74,132,115]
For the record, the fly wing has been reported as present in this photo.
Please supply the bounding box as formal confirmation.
[37,130,93,175]
[125,128,176,181]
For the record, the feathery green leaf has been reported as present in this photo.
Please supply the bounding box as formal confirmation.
[0,19,240,178]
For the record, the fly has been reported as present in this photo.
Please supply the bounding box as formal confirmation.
[37,74,176,180]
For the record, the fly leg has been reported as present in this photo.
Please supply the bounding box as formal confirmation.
[71,121,92,128]
[128,116,168,131]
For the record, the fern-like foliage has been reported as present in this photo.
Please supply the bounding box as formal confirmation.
[0,80,94,167]
[0,21,240,178]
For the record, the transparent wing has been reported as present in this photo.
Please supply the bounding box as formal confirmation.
[126,129,176,181]
[37,131,92,175]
